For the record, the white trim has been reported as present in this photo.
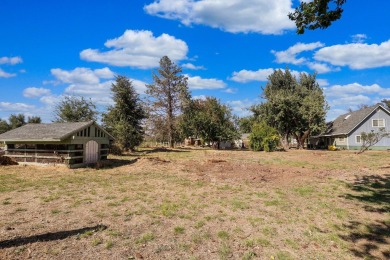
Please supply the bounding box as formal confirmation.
[372,119,385,127]
[355,135,361,143]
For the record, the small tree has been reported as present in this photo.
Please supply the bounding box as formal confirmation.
[54,96,98,122]
[0,119,10,134]
[102,76,146,152]
[8,114,26,129]
[178,97,239,148]
[27,116,41,123]
[249,121,279,152]
[357,128,390,154]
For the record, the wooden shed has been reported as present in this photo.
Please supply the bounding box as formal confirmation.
[0,121,114,168]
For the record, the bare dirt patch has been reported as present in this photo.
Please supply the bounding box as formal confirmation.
[0,149,389,259]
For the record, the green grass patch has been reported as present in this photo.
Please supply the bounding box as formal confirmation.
[217,230,229,240]
[136,232,155,244]
[174,226,185,235]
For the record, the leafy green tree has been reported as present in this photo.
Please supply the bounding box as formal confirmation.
[289,0,347,34]
[357,128,390,154]
[238,117,253,134]
[27,116,41,123]
[0,119,10,134]
[249,121,280,152]
[54,96,98,122]
[9,114,26,129]
[179,97,239,148]
[146,56,190,148]
[102,76,146,152]
[253,69,328,150]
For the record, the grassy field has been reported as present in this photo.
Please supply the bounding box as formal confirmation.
[0,148,389,259]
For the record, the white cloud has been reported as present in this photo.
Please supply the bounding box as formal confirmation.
[230,68,302,83]
[329,95,371,107]
[230,68,274,83]
[0,102,35,112]
[306,62,338,74]
[0,69,16,78]
[325,83,390,97]
[0,56,22,65]
[193,95,207,101]
[80,30,188,69]
[187,75,226,90]
[272,42,324,64]
[226,99,254,117]
[223,88,238,94]
[64,82,114,106]
[182,63,205,70]
[39,95,61,106]
[314,39,390,69]
[316,79,329,87]
[47,67,146,107]
[51,67,115,85]
[272,42,340,73]
[23,87,51,98]
[324,82,390,120]
[144,0,295,34]
[351,34,367,43]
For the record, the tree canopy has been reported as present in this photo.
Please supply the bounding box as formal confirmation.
[179,97,239,147]
[54,96,98,122]
[252,69,328,150]
[146,56,190,148]
[102,76,146,151]
[0,114,41,134]
[289,0,347,34]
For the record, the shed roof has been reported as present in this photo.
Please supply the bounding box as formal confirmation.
[0,121,113,142]
[320,104,389,137]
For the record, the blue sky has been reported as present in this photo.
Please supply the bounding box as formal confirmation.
[1,0,390,122]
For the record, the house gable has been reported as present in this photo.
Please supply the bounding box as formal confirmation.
[347,106,390,148]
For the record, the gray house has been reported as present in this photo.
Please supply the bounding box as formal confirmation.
[0,121,114,168]
[310,104,390,150]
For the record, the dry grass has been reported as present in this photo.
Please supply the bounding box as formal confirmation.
[0,148,389,259]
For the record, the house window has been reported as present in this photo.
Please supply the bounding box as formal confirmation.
[372,119,385,127]
[356,135,361,143]
[338,137,345,142]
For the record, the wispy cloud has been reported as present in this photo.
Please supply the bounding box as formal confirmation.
[23,87,51,98]
[0,56,22,65]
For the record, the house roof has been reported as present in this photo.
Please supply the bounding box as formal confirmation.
[320,104,390,137]
[0,121,114,142]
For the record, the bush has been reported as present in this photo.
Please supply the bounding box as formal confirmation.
[249,122,279,152]
[109,142,123,156]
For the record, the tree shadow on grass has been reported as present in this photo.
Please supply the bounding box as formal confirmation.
[341,174,390,259]
[0,224,107,249]
[140,147,190,154]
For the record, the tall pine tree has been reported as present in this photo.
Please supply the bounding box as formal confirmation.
[146,56,190,148]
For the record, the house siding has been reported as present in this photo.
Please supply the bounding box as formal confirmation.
[347,108,390,149]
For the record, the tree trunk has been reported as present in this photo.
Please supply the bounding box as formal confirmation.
[298,130,310,149]
[280,133,290,151]
[167,92,174,148]
[293,130,310,149]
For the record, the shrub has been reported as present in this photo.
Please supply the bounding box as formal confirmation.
[249,122,279,152]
